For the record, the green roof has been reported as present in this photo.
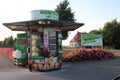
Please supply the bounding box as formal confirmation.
[3,19,84,31]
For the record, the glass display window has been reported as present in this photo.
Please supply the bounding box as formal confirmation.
[30,32,44,57]
[49,31,57,57]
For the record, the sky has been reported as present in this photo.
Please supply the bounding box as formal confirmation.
[0,0,120,45]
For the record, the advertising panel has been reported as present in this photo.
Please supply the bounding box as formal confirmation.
[31,10,59,20]
[81,34,103,46]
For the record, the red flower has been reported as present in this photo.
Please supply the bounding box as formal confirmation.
[62,48,115,62]
[20,40,25,45]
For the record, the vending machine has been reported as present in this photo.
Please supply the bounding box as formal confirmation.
[13,33,27,66]
[28,28,62,71]
[3,10,84,72]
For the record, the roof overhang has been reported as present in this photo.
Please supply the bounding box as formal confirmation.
[3,19,84,31]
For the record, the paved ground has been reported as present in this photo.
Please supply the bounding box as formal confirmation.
[0,54,22,71]
[45,58,120,80]
[0,55,64,80]
[0,54,120,80]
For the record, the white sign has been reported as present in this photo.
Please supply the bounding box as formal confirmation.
[31,10,59,20]
[81,34,103,46]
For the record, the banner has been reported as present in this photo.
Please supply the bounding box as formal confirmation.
[81,34,103,46]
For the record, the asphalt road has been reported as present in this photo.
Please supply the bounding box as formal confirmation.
[0,54,120,80]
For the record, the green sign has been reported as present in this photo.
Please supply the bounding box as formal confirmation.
[40,10,58,16]
[31,10,59,20]
[81,34,103,46]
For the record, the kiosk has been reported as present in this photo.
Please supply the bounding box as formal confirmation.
[3,10,84,71]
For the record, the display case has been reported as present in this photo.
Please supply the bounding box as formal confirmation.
[49,31,57,57]
[30,32,44,58]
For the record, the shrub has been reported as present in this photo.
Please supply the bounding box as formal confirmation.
[0,48,14,60]
[62,48,115,62]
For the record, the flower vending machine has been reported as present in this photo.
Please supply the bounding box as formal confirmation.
[28,28,62,71]
[13,33,27,66]
[3,10,84,72]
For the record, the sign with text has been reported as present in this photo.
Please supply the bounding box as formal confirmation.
[81,34,103,46]
[31,10,59,20]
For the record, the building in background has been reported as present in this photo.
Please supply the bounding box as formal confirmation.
[70,32,82,48]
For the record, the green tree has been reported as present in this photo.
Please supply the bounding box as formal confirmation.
[89,29,102,34]
[102,19,120,49]
[7,36,13,47]
[1,38,7,47]
[0,41,2,47]
[55,0,75,22]
[55,0,75,39]
[1,36,13,47]
[112,23,120,49]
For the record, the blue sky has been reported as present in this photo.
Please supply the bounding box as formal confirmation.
[0,0,120,45]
